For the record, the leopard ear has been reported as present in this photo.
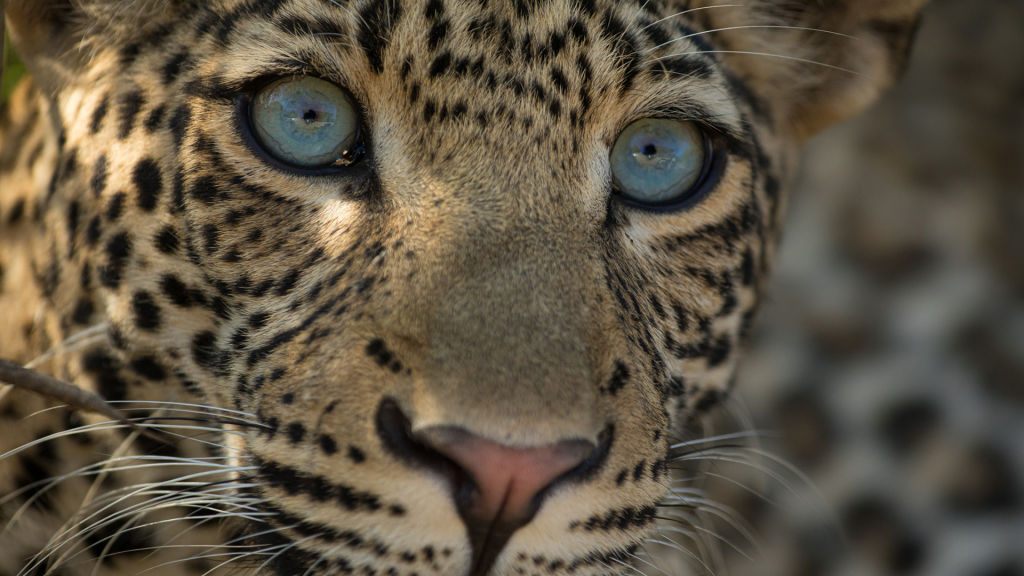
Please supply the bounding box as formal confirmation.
[691,0,930,140]
[4,0,177,92]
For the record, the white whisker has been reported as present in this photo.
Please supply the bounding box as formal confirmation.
[645,24,853,54]
[638,4,746,33]
[664,49,859,75]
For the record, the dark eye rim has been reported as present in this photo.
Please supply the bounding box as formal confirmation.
[235,76,370,177]
[611,121,727,213]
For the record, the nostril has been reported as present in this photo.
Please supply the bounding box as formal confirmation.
[375,397,461,477]
[375,397,613,576]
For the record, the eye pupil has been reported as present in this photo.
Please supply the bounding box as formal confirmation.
[302,109,318,122]
[642,143,658,158]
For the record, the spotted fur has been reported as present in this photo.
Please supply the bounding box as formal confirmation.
[0,1,927,574]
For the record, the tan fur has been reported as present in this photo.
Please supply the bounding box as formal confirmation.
[1,1,927,574]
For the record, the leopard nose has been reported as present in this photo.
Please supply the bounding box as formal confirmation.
[416,425,595,527]
[376,399,608,576]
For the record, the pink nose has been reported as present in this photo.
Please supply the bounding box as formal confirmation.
[417,426,595,527]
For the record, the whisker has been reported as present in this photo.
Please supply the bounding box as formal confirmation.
[668,430,768,456]
[638,4,746,33]
[108,399,260,422]
[24,323,110,370]
[663,49,859,75]
[23,469,259,572]
[0,419,247,463]
[645,24,854,54]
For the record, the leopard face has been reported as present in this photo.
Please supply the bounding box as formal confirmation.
[0,1,927,574]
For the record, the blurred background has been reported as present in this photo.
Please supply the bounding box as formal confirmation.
[4,1,1022,575]
[714,1,1024,575]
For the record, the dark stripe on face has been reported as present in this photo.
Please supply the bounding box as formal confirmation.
[255,456,390,513]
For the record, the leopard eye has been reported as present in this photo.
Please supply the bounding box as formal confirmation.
[610,118,709,207]
[250,76,362,169]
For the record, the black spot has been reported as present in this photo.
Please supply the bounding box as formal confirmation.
[358,0,403,74]
[155,225,180,254]
[82,350,127,402]
[424,0,444,19]
[427,19,449,50]
[99,232,132,288]
[548,98,561,118]
[365,339,393,367]
[161,51,191,85]
[85,216,102,246]
[319,434,338,455]
[740,249,756,286]
[878,399,940,454]
[168,103,192,148]
[202,224,220,254]
[210,296,233,320]
[249,312,270,329]
[118,89,146,139]
[133,158,163,211]
[57,147,78,182]
[90,155,109,197]
[5,198,25,224]
[130,355,167,381]
[105,192,126,221]
[131,290,163,331]
[144,103,166,132]
[429,51,452,78]
[66,200,81,254]
[71,298,95,325]
[190,175,220,205]
[14,451,58,511]
[706,335,732,367]
[348,446,367,463]
[191,331,219,371]
[160,274,192,307]
[90,94,111,134]
[604,361,630,396]
[276,269,301,295]
[120,42,141,65]
[287,422,306,444]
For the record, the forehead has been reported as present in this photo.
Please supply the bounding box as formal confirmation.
[197,0,746,139]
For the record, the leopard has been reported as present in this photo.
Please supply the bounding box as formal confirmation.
[0,1,931,575]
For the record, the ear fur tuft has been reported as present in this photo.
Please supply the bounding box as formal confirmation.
[4,0,179,93]
[690,0,931,140]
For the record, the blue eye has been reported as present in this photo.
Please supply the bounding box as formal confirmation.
[250,76,362,169]
[610,118,709,207]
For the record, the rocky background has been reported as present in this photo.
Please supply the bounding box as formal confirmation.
[712,1,1024,575]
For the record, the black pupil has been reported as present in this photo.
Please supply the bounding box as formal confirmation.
[642,143,658,158]
[302,109,319,123]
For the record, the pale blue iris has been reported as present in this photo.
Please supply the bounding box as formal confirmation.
[611,118,706,205]
[252,77,358,168]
